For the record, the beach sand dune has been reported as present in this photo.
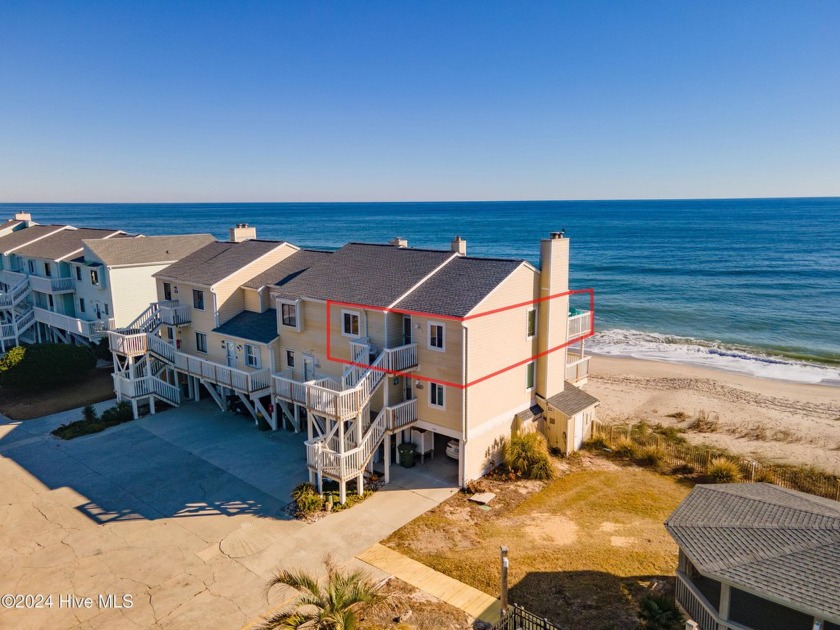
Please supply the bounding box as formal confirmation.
[588,356,840,474]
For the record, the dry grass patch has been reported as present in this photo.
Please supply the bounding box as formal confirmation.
[0,367,115,420]
[358,578,472,629]
[384,462,689,629]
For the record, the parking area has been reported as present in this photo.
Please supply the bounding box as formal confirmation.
[0,400,458,629]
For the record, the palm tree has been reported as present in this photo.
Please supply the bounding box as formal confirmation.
[259,558,383,630]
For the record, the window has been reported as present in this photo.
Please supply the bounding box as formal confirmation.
[163,282,172,301]
[79,298,86,313]
[428,323,445,351]
[244,344,260,368]
[281,302,297,327]
[75,266,82,281]
[44,262,52,277]
[90,269,100,286]
[527,309,537,338]
[286,350,295,368]
[193,289,205,310]
[28,260,35,273]
[342,310,360,337]
[526,362,535,390]
[429,382,445,409]
[195,332,207,353]
[104,303,109,316]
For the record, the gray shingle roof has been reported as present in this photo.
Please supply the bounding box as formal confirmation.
[154,240,287,286]
[14,228,127,260]
[272,243,455,308]
[242,249,332,290]
[83,234,216,266]
[516,404,544,423]
[395,256,523,317]
[0,224,70,254]
[212,309,278,344]
[546,381,599,416]
[665,483,840,620]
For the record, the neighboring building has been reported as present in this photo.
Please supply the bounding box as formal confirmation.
[665,483,840,630]
[108,227,597,502]
[0,212,214,351]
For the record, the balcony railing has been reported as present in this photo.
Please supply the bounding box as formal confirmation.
[34,307,113,339]
[109,331,148,356]
[675,572,735,630]
[159,301,191,326]
[0,276,31,308]
[28,275,75,294]
[173,352,271,394]
[386,398,417,432]
[565,351,590,383]
[567,310,592,340]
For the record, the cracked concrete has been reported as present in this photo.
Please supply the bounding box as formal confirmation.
[0,400,458,629]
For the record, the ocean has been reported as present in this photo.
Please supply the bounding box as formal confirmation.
[2,198,838,385]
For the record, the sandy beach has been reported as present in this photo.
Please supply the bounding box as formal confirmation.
[587,355,840,474]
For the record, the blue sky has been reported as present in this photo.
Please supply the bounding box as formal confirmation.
[1,1,838,202]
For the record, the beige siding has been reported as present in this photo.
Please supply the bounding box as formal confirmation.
[385,311,404,347]
[243,287,266,313]
[109,264,169,327]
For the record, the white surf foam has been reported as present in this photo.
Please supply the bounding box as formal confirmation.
[587,329,840,385]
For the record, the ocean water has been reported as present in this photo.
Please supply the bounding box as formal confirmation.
[3,198,839,385]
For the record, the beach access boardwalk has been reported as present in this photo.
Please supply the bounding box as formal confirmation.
[357,543,501,624]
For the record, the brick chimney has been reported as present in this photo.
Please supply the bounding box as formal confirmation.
[230,223,256,243]
[389,237,408,248]
[536,230,569,400]
[450,236,467,255]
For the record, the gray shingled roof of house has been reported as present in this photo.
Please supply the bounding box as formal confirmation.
[243,249,332,290]
[14,228,127,260]
[546,381,600,416]
[395,256,523,317]
[272,243,455,308]
[154,239,286,286]
[0,224,70,254]
[83,234,216,266]
[665,483,840,620]
[516,404,544,423]
[212,309,279,344]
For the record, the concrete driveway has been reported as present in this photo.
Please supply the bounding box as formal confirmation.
[0,399,458,630]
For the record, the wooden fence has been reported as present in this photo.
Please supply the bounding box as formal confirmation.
[591,421,840,502]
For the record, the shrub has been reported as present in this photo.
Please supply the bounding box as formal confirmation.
[0,346,26,375]
[613,437,639,459]
[292,482,324,515]
[100,401,133,424]
[93,338,112,361]
[0,343,96,392]
[82,404,98,423]
[584,434,609,450]
[708,457,741,483]
[501,431,555,480]
[639,594,683,630]
[636,446,665,469]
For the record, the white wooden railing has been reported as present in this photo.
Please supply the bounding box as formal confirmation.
[567,310,592,340]
[146,334,176,362]
[113,374,180,405]
[0,322,15,340]
[0,270,26,286]
[28,275,75,294]
[0,277,30,308]
[159,301,191,326]
[173,352,270,393]
[307,407,389,480]
[33,307,109,339]
[386,398,417,432]
[565,352,590,383]
[15,308,35,334]
[109,331,148,355]
[124,302,162,334]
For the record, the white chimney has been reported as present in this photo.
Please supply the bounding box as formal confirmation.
[230,223,257,243]
[450,236,467,255]
[536,230,570,399]
[14,212,32,226]
[390,237,408,248]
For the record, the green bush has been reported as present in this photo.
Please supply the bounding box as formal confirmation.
[52,401,134,440]
[501,431,554,480]
[292,482,324,515]
[639,594,683,630]
[708,457,742,483]
[0,343,95,392]
[100,401,132,424]
[613,437,639,459]
[636,446,665,469]
[93,338,112,361]
[82,404,98,423]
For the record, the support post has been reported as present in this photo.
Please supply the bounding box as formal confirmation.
[339,479,346,505]
[500,546,509,616]
[384,433,391,483]
[294,404,301,432]
[357,472,364,496]
[149,395,156,415]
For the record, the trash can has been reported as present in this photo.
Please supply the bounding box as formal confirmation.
[398,442,417,468]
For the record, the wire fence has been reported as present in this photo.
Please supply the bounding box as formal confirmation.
[591,421,840,502]
[491,604,562,630]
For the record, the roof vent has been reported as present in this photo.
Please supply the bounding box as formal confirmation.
[550,230,565,240]
[450,236,467,255]
[230,223,257,243]
[390,237,408,248]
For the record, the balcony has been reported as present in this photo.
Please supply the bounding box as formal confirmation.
[158,300,191,326]
[567,309,592,341]
[675,572,740,630]
[34,307,114,339]
[28,275,75,294]
[108,330,148,356]
[173,352,271,394]
[565,351,590,384]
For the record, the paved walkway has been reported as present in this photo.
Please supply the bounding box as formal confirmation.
[357,543,501,624]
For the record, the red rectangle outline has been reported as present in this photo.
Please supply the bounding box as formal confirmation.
[325,288,594,390]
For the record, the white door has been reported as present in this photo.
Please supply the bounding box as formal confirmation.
[303,355,315,380]
[225,342,236,367]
